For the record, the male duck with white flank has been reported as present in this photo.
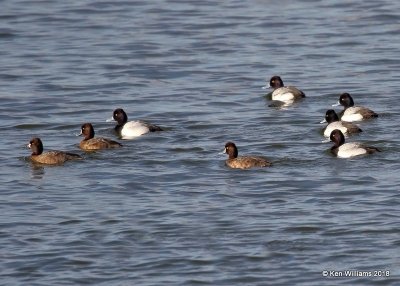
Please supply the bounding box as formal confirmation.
[329,129,381,158]
[263,75,305,104]
[108,108,163,139]
[333,92,378,122]
[321,109,362,138]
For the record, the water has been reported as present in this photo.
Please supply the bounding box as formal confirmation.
[1,0,399,285]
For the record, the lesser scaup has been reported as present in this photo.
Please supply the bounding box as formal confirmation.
[28,137,82,165]
[321,109,362,138]
[333,92,378,122]
[79,123,122,150]
[108,108,163,139]
[223,142,271,169]
[262,75,305,103]
[329,129,381,158]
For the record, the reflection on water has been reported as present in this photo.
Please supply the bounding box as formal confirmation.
[29,164,46,180]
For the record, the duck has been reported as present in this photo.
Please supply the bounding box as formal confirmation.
[79,123,122,150]
[223,142,271,169]
[108,108,163,139]
[321,109,362,138]
[27,137,82,165]
[262,75,305,103]
[329,129,381,158]
[333,92,378,122]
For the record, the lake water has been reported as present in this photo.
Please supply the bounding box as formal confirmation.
[1,0,399,285]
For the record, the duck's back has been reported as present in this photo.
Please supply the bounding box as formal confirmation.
[31,151,82,164]
[226,156,271,169]
[80,138,122,150]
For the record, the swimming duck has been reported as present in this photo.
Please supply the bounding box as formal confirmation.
[28,137,82,165]
[79,123,122,150]
[321,109,362,137]
[263,75,305,103]
[329,129,380,158]
[223,142,271,169]
[108,108,163,139]
[333,93,378,122]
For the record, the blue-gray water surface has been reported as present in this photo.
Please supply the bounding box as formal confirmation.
[1,0,400,285]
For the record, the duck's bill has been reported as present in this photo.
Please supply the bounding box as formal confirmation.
[261,84,270,90]
[106,117,114,122]
[319,119,327,124]
[321,138,330,143]
[332,102,341,107]
[75,131,82,136]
